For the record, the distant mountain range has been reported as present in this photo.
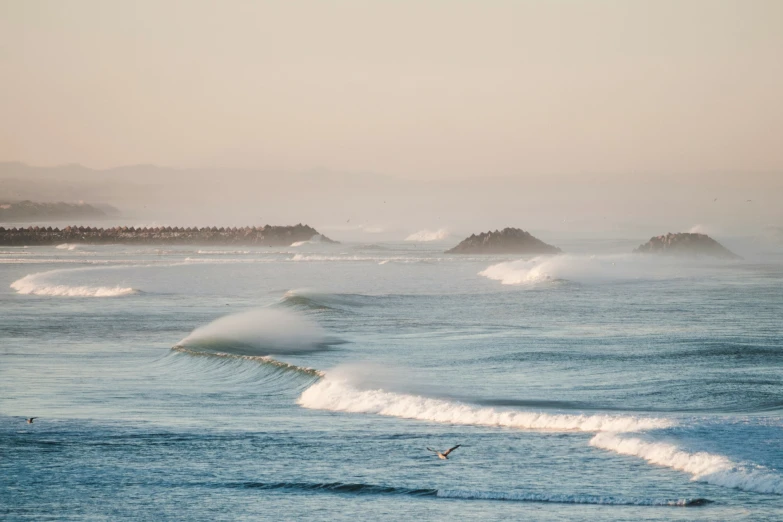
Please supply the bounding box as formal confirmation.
[0,200,119,222]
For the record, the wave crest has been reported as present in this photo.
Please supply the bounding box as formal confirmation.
[298,376,673,433]
[590,433,783,495]
[176,308,339,356]
[479,254,691,285]
[10,272,138,297]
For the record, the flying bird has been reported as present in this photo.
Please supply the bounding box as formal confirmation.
[427,444,461,460]
[26,417,38,424]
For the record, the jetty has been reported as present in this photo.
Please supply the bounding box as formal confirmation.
[0,224,335,247]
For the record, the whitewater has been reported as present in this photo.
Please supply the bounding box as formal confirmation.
[1,239,781,520]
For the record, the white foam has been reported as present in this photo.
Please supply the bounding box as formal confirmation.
[298,376,673,433]
[405,228,450,242]
[11,272,137,297]
[177,308,336,356]
[479,254,686,285]
[590,433,783,495]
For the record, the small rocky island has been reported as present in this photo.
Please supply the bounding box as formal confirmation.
[633,232,741,260]
[446,227,562,255]
[0,224,335,247]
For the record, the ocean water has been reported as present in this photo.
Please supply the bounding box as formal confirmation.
[1,238,781,520]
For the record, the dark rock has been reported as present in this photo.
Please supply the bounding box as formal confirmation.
[633,232,741,259]
[446,227,562,255]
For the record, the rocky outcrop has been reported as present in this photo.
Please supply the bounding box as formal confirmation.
[0,200,117,222]
[446,228,562,255]
[633,232,740,259]
[0,224,336,247]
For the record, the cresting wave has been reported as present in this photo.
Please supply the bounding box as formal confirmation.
[479,253,693,285]
[232,481,710,506]
[298,376,673,433]
[10,270,139,297]
[590,433,783,495]
[176,308,341,356]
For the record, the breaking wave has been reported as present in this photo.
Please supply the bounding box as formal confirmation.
[405,228,450,242]
[479,254,691,285]
[298,375,673,433]
[231,481,709,505]
[10,270,139,297]
[176,308,340,356]
[590,433,783,495]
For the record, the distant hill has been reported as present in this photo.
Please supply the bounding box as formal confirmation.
[0,200,118,222]
[446,228,562,255]
[633,232,741,259]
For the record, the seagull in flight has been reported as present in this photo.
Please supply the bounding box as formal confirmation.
[427,444,461,460]
[26,417,38,424]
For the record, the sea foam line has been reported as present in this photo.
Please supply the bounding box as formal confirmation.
[298,377,673,433]
[590,432,783,495]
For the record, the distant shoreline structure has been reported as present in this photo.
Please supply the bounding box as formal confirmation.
[0,224,336,246]
[633,232,741,260]
[446,228,562,255]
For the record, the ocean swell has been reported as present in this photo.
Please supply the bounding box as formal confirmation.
[232,481,709,506]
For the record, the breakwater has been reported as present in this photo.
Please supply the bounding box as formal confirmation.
[0,224,335,246]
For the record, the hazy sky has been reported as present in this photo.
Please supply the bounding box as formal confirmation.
[2,0,782,178]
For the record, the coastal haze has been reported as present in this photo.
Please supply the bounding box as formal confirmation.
[2,1,783,239]
[1,2,782,521]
